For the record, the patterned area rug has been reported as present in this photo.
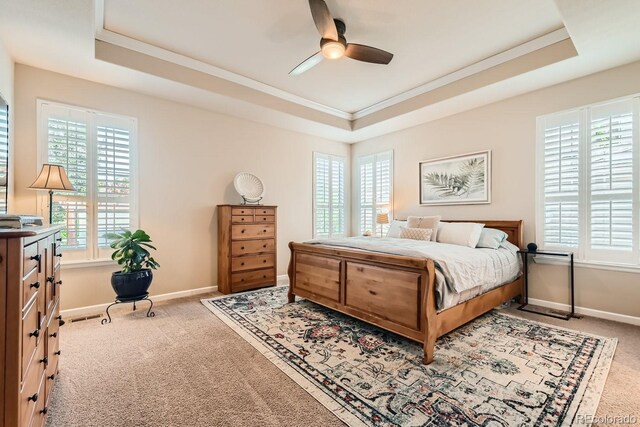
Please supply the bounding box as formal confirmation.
[202,287,616,427]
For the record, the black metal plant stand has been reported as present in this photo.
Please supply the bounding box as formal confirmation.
[101,293,155,324]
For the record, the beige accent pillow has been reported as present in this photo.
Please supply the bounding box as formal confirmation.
[399,226,433,241]
[436,222,485,248]
[406,216,441,241]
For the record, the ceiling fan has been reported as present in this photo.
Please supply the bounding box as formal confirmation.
[289,0,394,76]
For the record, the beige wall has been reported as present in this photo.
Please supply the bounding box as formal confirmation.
[14,64,350,311]
[0,40,14,209]
[352,59,640,318]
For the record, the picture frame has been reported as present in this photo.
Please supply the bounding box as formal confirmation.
[419,150,491,205]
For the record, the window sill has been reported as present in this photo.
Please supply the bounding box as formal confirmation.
[61,259,117,270]
[533,256,640,274]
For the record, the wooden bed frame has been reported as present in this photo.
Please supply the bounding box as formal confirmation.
[287,220,523,364]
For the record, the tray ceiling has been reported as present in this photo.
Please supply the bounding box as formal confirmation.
[102,0,564,114]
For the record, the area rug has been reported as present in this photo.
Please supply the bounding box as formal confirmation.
[202,287,616,427]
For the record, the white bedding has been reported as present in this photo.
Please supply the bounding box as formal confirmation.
[306,237,521,311]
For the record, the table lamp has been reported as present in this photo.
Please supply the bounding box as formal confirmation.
[376,212,389,237]
[29,164,76,224]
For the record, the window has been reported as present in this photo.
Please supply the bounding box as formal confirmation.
[357,151,393,236]
[537,96,640,266]
[313,152,345,238]
[38,100,137,261]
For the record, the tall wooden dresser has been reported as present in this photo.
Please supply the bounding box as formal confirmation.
[217,205,277,294]
[1,225,64,427]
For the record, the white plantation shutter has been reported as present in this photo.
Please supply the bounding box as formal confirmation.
[588,99,638,262]
[357,151,393,236]
[537,96,640,266]
[541,112,580,248]
[0,103,8,213]
[39,101,137,261]
[313,153,345,238]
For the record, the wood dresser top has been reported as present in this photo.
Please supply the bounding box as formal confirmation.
[0,224,64,239]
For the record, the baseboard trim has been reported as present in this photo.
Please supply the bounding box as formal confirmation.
[61,285,218,318]
[527,297,640,326]
[277,274,289,283]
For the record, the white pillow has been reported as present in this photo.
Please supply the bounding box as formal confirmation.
[436,222,485,248]
[399,226,433,241]
[386,220,407,238]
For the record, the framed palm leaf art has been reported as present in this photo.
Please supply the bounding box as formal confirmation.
[419,150,491,205]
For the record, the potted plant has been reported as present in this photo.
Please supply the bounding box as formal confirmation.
[108,229,160,300]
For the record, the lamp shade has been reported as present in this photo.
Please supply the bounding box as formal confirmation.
[376,212,389,225]
[29,164,76,192]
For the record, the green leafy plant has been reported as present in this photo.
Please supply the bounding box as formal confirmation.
[108,229,160,273]
[423,158,485,198]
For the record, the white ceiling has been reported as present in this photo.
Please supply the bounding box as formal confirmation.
[0,0,640,143]
[102,0,564,113]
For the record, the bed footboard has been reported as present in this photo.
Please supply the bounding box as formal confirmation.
[287,242,438,363]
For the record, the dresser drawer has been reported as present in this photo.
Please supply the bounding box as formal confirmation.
[22,301,41,382]
[231,239,274,255]
[232,215,254,224]
[23,243,40,279]
[255,215,275,223]
[231,224,275,240]
[255,208,275,216]
[231,207,254,216]
[231,254,275,272]
[46,302,61,383]
[20,344,45,427]
[22,268,40,310]
[232,268,275,290]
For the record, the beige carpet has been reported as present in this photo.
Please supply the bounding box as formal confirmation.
[46,289,640,427]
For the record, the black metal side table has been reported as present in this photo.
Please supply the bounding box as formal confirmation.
[517,249,579,320]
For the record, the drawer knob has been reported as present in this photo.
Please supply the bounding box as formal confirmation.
[56,238,62,242]
[54,350,61,356]
[241,230,245,234]
[263,229,267,233]
[241,279,245,282]
[30,281,41,289]
[28,393,38,402]
[40,356,48,365]
[240,262,245,266]
[29,329,40,338]
[47,276,55,283]
[56,253,63,258]
[263,260,267,263]
[263,275,267,278]
[50,332,57,338]
[58,317,66,327]
[263,244,267,248]
[48,374,55,380]
[30,254,41,262]
[41,407,48,415]
[241,218,245,221]
[240,247,245,250]
[56,280,63,285]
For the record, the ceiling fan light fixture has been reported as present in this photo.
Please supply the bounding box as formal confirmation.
[321,40,345,59]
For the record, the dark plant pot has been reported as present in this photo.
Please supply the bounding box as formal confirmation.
[111,269,153,300]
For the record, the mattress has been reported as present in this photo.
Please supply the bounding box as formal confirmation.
[306,236,522,311]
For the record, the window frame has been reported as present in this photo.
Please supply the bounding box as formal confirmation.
[37,99,139,263]
[356,150,394,236]
[312,152,346,238]
[536,94,640,268]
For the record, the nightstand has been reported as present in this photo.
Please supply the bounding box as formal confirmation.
[517,249,579,320]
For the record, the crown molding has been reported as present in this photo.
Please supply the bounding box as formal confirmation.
[94,0,574,132]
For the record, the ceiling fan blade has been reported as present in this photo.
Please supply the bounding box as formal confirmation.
[308,0,338,41]
[345,44,394,64]
[289,51,324,76]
